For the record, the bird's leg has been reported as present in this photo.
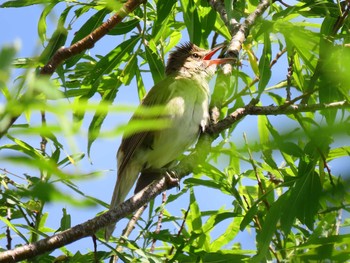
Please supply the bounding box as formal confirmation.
[164,170,180,190]
[134,168,180,194]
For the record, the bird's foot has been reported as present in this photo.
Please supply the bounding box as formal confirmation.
[164,170,180,190]
[134,168,180,193]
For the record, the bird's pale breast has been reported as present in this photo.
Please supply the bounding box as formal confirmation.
[140,78,209,169]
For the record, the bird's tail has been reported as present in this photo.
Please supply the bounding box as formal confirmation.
[104,164,140,241]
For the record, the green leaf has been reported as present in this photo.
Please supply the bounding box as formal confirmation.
[240,203,259,231]
[253,194,288,262]
[319,17,344,125]
[145,45,165,84]
[135,65,146,101]
[156,0,177,24]
[275,21,318,75]
[0,216,29,243]
[211,216,242,251]
[65,8,110,68]
[119,53,137,85]
[38,26,68,65]
[60,208,71,231]
[279,142,304,157]
[187,188,202,232]
[108,19,140,35]
[328,146,350,161]
[213,15,231,40]
[57,153,85,167]
[198,0,216,46]
[258,114,269,146]
[180,0,201,45]
[87,84,120,156]
[4,135,44,159]
[185,178,222,191]
[0,44,18,96]
[280,157,322,234]
[38,2,57,43]
[21,180,95,206]
[295,171,322,229]
[83,36,140,99]
[38,6,72,65]
[0,0,53,7]
[258,32,272,95]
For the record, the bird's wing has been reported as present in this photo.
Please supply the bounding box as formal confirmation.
[117,77,176,176]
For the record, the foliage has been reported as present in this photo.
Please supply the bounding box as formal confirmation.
[1,0,350,262]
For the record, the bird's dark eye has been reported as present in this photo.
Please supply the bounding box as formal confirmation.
[192,53,200,59]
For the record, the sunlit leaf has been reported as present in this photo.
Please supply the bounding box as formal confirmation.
[60,208,71,231]
[253,194,288,262]
[145,45,165,84]
[0,44,18,97]
[258,31,272,95]
[1,0,53,7]
[187,188,202,232]
[87,85,120,156]
[82,36,140,98]
[38,3,57,43]
[38,6,71,65]
[108,19,140,35]
[211,216,242,251]
[180,0,201,45]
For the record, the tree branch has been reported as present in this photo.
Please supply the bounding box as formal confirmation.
[210,100,350,134]
[40,0,146,75]
[226,0,270,59]
[208,0,240,35]
[0,176,168,263]
[1,100,348,262]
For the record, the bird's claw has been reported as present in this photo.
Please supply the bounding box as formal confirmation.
[165,170,180,190]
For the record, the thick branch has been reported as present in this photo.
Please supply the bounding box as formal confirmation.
[0,176,168,263]
[226,0,270,59]
[41,0,146,75]
[1,101,348,262]
[208,0,240,35]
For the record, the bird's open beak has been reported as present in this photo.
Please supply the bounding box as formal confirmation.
[203,44,234,66]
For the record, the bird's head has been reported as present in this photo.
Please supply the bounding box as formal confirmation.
[165,42,231,79]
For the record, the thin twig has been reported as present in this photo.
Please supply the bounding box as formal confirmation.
[286,48,295,102]
[150,192,166,253]
[243,133,270,210]
[111,204,148,263]
[168,205,190,256]
[320,154,335,187]
[92,235,98,263]
[40,111,47,156]
[222,48,287,108]
[6,208,12,250]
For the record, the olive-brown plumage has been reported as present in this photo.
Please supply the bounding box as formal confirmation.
[105,43,229,240]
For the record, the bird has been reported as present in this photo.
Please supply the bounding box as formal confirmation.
[105,42,231,240]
